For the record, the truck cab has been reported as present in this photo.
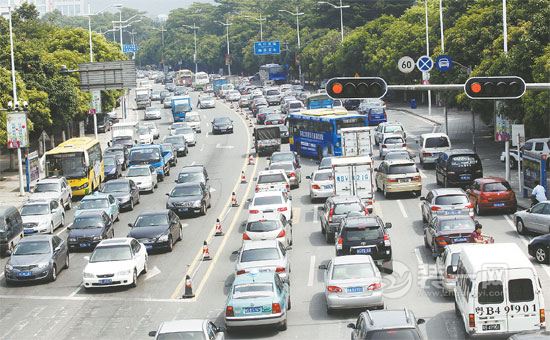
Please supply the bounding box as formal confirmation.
[128,144,172,181]
[171,96,192,122]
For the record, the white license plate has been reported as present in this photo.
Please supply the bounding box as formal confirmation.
[399,178,411,183]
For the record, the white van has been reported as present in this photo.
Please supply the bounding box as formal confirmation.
[454,243,546,337]
[184,111,201,133]
[418,133,451,165]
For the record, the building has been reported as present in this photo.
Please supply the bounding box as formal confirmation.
[0,0,89,17]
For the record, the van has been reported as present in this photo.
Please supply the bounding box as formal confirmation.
[436,149,483,188]
[418,133,451,166]
[454,243,546,337]
[0,206,24,256]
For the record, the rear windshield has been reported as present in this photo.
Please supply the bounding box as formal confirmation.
[289,102,302,109]
[385,152,410,161]
[384,125,403,133]
[331,263,375,280]
[483,182,511,192]
[271,154,294,163]
[384,137,404,144]
[388,164,417,174]
[270,163,293,171]
[266,90,279,96]
[334,202,363,215]
[366,329,421,340]
[253,196,283,206]
[434,194,468,205]
[450,155,480,167]
[478,280,504,304]
[425,137,450,148]
[314,172,332,181]
[241,248,280,262]
[247,220,280,232]
[258,174,286,184]
[343,226,382,241]
[437,219,475,231]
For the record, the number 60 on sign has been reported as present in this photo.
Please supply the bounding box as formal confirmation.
[398,56,415,74]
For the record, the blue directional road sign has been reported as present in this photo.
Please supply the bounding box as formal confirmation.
[435,55,453,72]
[253,41,281,55]
[416,55,434,72]
[123,44,138,53]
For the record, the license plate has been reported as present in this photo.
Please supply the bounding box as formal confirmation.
[493,202,505,207]
[145,245,153,250]
[17,271,32,277]
[79,243,90,248]
[323,185,333,189]
[460,175,471,180]
[98,279,112,285]
[347,286,363,293]
[355,247,372,254]
[399,178,411,183]
[482,324,500,331]
[452,237,468,243]
[24,229,35,235]
[178,208,189,212]
[440,209,462,215]
[243,306,262,314]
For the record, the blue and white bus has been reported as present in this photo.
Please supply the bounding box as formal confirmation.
[259,64,286,85]
[288,108,369,159]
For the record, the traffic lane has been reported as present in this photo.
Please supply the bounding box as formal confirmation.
[386,109,438,141]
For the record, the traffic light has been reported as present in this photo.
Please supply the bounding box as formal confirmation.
[326,77,387,99]
[464,76,526,99]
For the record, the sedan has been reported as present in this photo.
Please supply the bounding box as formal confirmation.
[307,169,333,201]
[149,320,225,339]
[375,160,422,198]
[379,134,406,159]
[384,150,414,161]
[105,146,128,170]
[144,107,161,120]
[224,272,290,331]
[514,201,550,235]
[163,135,188,157]
[173,127,196,146]
[424,216,476,257]
[265,114,286,126]
[166,182,211,216]
[104,155,122,180]
[4,235,69,285]
[127,210,182,253]
[235,239,291,281]
[374,122,406,145]
[20,199,64,235]
[226,90,241,101]
[211,117,234,134]
[420,188,474,223]
[268,161,301,189]
[170,122,189,136]
[67,211,114,251]
[243,212,292,247]
[198,95,216,109]
[126,165,158,193]
[319,255,384,313]
[528,234,550,264]
[82,238,148,289]
[163,96,173,108]
[100,179,140,211]
[143,122,160,139]
[248,191,292,221]
[75,193,120,222]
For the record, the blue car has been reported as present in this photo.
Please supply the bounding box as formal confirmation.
[74,193,120,223]
[366,107,387,126]
[224,271,290,332]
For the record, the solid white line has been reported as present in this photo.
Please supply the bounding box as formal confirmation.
[397,200,408,218]
[0,294,192,303]
[200,145,204,152]
[312,204,321,223]
[68,284,82,297]
[0,272,4,279]
[307,255,316,287]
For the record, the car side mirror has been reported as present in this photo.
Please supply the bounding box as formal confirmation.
[318,264,327,270]
[419,196,426,201]
[165,193,170,196]
[231,250,239,255]
[66,224,73,230]
[5,249,12,256]
[148,331,156,337]
[417,318,426,325]
[385,222,392,229]
[128,223,133,228]
[54,246,62,253]
[447,266,457,275]
[305,175,311,180]
[347,323,356,329]
[285,246,292,251]
[526,208,531,213]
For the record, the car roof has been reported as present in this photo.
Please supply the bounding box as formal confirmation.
[330,195,361,203]
[128,165,152,169]
[332,254,374,265]
[38,177,64,184]
[384,159,415,166]
[242,239,280,250]
[526,138,550,143]
[434,215,475,222]
[443,149,476,155]
[362,309,417,329]
[429,188,467,196]
[258,169,286,176]
[158,319,206,334]
[21,234,53,242]
[82,193,111,200]
[97,238,133,246]
[344,216,380,227]
[74,210,106,217]
[313,169,333,175]
[137,210,170,217]
[421,133,449,139]
[380,122,403,127]
[382,133,404,139]
[179,165,206,172]
[247,211,283,223]
[174,182,202,188]
[104,179,130,184]
[270,161,294,167]
[24,198,56,205]
[474,176,507,183]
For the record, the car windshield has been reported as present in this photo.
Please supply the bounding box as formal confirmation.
[165,136,185,145]
[253,196,283,206]
[185,115,200,122]
[366,329,421,340]
[385,152,410,161]
[171,186,202,197]
[385,125,403,133]
[102,182,129,193]
[145,108,157,112]
[72,216,104,229]
[34,183,60,193]
[247,220,280,232]
[156,332,204,340]
[388,164,417,174]
[319,158,332,169]
[201,96,213,101]
[271,154,294,163]
[270,163,294,171]
[384,137,404,144]
[135,214,168,227]
[214,118,231,124]
[233,283,273,298]
[266,90,279,96]
[438,219,476,231]
[89,245,132,263]
[79,199,109,210]
[13,241,51,255]
[171,123,187,130]
[334,202,363,215]
[104,157,116,166]
[127,167,150,177]
[435,194,469,205]
[425,137,449,148]
[178,172,205,183]
[332,263,375,280]
[144,123,156,130]
[175,128,193,134]
[21,204,50,216]
[289,102,302,109]
[258,174,286,184]
[450,155,480,167]
[138,127,150,135]
[241,248,280,262]
[344,226,382,241]
[314,172,332,181]
[483,182,511,192]
[129,149,161,163]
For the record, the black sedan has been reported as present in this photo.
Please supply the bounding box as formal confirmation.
[4,234,69,285]
[166,182,211,216]
[103,155,122,180]
[424,216,476,257]
[163,135,188,157]
[127,210,183,252]
[67,211,114,251]
[528,234,550,264]
[100,179,140,210]
[211,117,234,135]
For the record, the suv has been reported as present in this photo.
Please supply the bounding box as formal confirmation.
[435,149,483,187]
[418,133,451,166]
[335,215,393,273]
[348,309,425,340]
[374,122,406,145]
[319,196,368,243]
[30,177,72,210]
[501,137,550,169]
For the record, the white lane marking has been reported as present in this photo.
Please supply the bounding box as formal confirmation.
[68,284,82,297]
[418,168,427,179]
[215,143,234,149]
[431,125,438,133]
[209,187,216,193]
[307,255,316,287]
[221,207,231,221]
[397,200,408,218]
[144,266,161,281]
[0,272,4,279]
[293,207,301,224]
[181,223,189,228]
[55,225,69,236]
[414,248,429,285]
[200,145,204,152]
[373,201,384,219]
[312,204,321,223]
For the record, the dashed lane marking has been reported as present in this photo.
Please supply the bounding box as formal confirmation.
[307,255,316,287]
[397,200,409,218]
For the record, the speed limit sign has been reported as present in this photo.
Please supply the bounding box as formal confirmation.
[398,56,415,73]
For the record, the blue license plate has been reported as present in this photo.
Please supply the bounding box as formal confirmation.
[453,237,468,243]
[460,175,471,180]
[323,185,333,189]
[79,243,90,248]
[24,229,35,235]
[98,279,112,285]
[17,271,32,277]
[493,202,505,207]
[347,286,363,293]
[145,245,153,250]
[243,306,262,314]
[356,248,372,254]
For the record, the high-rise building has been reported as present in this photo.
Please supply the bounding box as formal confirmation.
[0,0,89,17]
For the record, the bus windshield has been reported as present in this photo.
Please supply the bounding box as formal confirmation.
[46,152,87,178]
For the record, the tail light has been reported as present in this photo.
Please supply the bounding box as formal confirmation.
[226,306,234,317]
[387,178,398,183]
[465,203,473,209]
[277,207,288,212]
[249,209,260,214]
[540,309,545,323]
[383,234,391,247]
[402,143,407,147]
[468,314,475,328]
[478,193,489,203]
[435,236,447,246]
[312,184,321,190]
[367,282,382,291]
[285,184,290,190]
[382,145,387,148]
[272,303,282,314]
[236,269,246,275]
[364,207,369,215]
[336,236,343,250]
[431,206,441,211]
[412,176,421,181]
[288,172,296,178]
[422,152,432,157]
[277,230,286,238]
[255,186,260,192]
[328,207,335,222]
[243,233,251,240]
[275,266,286,273]
[327,285,342,293]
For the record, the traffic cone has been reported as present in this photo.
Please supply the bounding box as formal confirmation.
[248,154,255,165]
[231,192,239,207]
[202,241,212,261]
[241,171,247,183]
[215,218,223,236]
[181,275,195,299]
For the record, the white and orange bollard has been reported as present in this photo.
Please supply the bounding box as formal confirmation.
[181,275,195,299]
[202,241,212,261]
[231,192,239,207]
[248,154,255,165]
[215,218,223,236]
[241,171,247,184]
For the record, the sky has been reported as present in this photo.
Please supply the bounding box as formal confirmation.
[91,0,210,17]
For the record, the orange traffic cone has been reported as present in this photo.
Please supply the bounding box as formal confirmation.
[202,241,212,261]
[181,275,195,299]
[231,192,239,207]
[241,171,247,184]
[248,154,255,165]
[215,218,223,236]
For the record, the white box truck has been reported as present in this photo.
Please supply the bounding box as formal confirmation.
[110,121,138,148]
[340,127,373,157]
[135,88,151,109]
[331,155,375,212]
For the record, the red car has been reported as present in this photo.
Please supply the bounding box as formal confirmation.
[466,177,517,215]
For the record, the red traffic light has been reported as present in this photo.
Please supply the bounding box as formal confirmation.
[326,77,387,99]
[331,82,343,95]
[464,76,526,99]
[470,82,482,94]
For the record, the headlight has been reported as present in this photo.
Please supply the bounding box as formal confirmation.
[92,236,102,241]
[68,238,76,242]
[117,269,131,276]
[178,147,185,151]
[83,272,95,278]
[193,200,202,208]
[158,234,169,242]
[76,183,89,190]
[5,264,13,271]
[37,262,49,269]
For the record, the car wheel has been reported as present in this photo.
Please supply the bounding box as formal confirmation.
[321,222,326,235]
[383,186,391,199]
[168,236,174,252]
[326,307,333,315]
[444,177,448,188]
[424,234,430,248]
[64,253,70,269]
[150,185,155,194]
[65,198,72,210]
[436,174,442,186]
[279,318,288,331]
[325,229,334,243]
[516,218,527,235]
[60,214,65,227]
[115,214,120,222]
[534,246,549,264]
[178,227,183,241]
[142,260,148,274]
[475,203,482,216]
[288,298,292,310]
[131,269,138,288]
[49,264,57,282]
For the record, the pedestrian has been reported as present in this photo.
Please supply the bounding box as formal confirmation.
[531,180,547,206]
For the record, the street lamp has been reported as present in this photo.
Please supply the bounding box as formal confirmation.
[278,7,304,85]
[181,24,200,74]
[215,19,233,76]
[113,14,141,51]
[317,0,349,43]
[87,4,122,63]
[241,12,266,41]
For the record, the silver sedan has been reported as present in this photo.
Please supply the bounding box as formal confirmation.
[514,201,550,235]
[307,169,333,201]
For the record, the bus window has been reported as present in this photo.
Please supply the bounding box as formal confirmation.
[336,117,366,132]
[477,281,504,304]
[508,279,534,303]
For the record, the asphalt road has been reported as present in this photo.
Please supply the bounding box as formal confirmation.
[0,92,548,340]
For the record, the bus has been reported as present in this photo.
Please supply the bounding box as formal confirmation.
[192,72,209,90]
[288,108,369,159]
[175,69,194,86]
[305,93,334,110]
[44,137,104,196]
[259,64,286,86]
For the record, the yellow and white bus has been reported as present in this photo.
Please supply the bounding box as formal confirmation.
[44,137,104,196]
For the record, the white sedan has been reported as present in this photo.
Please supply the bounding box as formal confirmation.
[174,127,196,146]
[307,169,334,201]
[125,165,158,193]
[20,199,64,235]
[144,107,161,120]
[83,238,148,289]
[248,191,292,221]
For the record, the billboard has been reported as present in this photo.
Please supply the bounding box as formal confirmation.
[7,112,29,149]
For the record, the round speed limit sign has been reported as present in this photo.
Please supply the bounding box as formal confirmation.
[398,56,415,73]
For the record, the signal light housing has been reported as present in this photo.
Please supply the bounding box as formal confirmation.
[326,77,387,100]
[464,76,526,99]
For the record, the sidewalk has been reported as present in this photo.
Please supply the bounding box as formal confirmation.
[389,103,532,210]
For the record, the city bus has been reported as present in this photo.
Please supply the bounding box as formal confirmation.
[288,108,369,159]
[259,64,286,86]
[44,137,103,196]
[175,69,194,86]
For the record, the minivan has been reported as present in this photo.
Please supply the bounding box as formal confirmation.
[418,133,451,166]
[0,206,24,256]
[435,149,483,187]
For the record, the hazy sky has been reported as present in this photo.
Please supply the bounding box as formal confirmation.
[91,0,210,17]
